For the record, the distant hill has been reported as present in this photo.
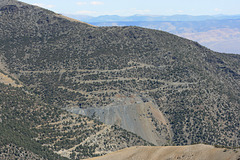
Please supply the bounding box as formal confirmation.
[68,15,240,54]
[0,0,240,159]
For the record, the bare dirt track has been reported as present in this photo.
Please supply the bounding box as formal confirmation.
[86,144,240,160]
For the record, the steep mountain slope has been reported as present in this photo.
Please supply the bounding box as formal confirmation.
[86,144,240,160]
[0,0,239,151]
[0,77,151,159]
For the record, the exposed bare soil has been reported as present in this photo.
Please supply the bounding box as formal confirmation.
[86,144,240,160]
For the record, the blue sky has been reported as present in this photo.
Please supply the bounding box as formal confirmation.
[19,0,240,16]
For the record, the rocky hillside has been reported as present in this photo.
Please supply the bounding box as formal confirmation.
[0,0,239,158]
[0,76,152,160]
[85,144,240,160]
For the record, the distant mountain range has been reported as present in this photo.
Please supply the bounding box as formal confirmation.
[65,14,240,22]
[65,14,240,54]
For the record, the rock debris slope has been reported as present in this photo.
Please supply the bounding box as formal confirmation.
[68,94,172,145]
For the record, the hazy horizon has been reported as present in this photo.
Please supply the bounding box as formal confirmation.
[64,13,240,17]
[19,0,240,17]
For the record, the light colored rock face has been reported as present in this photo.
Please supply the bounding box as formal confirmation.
[67,94,172,146]
[86,144,240,160]
[0,72,22,87]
